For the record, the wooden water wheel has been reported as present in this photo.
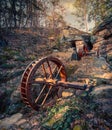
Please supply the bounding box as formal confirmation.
[20,56,67,110]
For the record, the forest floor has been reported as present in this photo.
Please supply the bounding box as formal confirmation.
[0,30,112,130]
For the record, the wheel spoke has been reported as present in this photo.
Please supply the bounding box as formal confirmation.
[41,85,53,106]
[35,84,46,103]
[34,65,58,104]
[40,66,61,106]
[55,66,63,78]
[42,63,47,78]
[46,59,53,78]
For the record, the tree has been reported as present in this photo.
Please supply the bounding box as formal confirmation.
[47,0,66,32]
[73,0,112,31]
[0,0,41,29]
[88,0,112,26]
[73,0,89,32]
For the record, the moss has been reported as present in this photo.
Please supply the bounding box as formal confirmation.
[66,64,78,78]
[0,55,12,61]
[14,56,26,62]
[28,54,36,60]
[0,63,16,69]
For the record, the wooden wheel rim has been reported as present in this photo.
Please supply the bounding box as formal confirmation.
[20,56,67,111]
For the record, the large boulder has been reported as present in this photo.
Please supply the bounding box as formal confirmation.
[74,56,112,85]
[91,84,112,115]
[93,15,112,39]
[92,15,112,65]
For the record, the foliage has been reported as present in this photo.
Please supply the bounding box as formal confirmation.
[0,0,66,31]
[73,0,112,31]
[0,63,16,69]
[0,0,42,29]
[73,0,91,32]
[88,0,112,26]
[40,93,100,130]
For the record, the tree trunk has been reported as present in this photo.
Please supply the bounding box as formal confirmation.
[84,1,88,32]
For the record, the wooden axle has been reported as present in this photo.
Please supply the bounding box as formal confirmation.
[35,78,87,90]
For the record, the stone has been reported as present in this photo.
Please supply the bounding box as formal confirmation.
[0,113,22,129]
[101,64,108,70]
[7,103,22,115]
[15,119,27,126]
[91,85,112,114]
[5,87,22,115]
[94,72,112,79]
[30,118,39,126]
[62,91,74,98]
[92,14,112,67]
[19,121,31,129]
[0,87,10,113]
[10,88,21,104]
[74,56,112,85]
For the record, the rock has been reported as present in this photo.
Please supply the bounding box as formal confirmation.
[101,64,108,70]
[62,89,74,98]
[7,103,22,115]
[19,122,31,129]
[74,56,112,85]
[73,125,82,130]
[15,119,27,126]
[0,113,22,129]
[0,87,10,113]
[10,88,21,104]
[0,114,5,120]
[5,87,22,115]
[92,14,112,67]
[93,14,112,38]
[75,90,85,96]
[30,117,39,127]
[94,72,112,79]
[91,85,112,114]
